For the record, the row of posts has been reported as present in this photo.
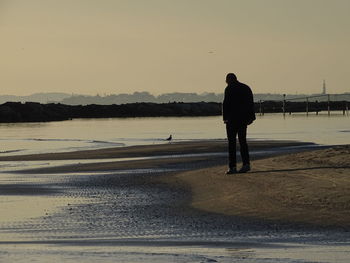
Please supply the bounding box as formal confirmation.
[258,94,349,116]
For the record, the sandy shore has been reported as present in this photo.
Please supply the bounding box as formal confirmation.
[2,140,311,174]
[2,140,348,228]
[159,145,350,228]
[0,140,309,161]
[0,140,349,262]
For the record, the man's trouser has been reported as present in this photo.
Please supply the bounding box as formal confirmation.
[226,123,250,168]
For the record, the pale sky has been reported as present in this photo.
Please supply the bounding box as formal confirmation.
[1,0,349,95]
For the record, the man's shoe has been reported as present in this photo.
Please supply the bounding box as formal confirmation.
[238,164,251,173]
[226,168,237,175]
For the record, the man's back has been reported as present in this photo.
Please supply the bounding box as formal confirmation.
[223,81,256,125]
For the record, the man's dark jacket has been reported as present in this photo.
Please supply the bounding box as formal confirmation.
[223,81,256,125]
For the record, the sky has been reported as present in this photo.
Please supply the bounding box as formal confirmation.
[1,0,349,96]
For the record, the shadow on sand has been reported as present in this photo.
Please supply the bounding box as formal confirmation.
[250,166,350,174]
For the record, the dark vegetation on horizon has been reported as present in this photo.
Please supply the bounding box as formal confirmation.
[0,101,348,123]
[1,91,349,105]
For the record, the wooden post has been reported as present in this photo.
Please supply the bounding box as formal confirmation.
[262,103,264,115]
[306,97,309,116]
[282,94,286,117]
[327,94,330,116]
[259,100,262,116]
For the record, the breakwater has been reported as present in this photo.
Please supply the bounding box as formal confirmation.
[0,102,221,123]
[0,100,348,123]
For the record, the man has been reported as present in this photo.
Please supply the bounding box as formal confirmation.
[223,73,256,174]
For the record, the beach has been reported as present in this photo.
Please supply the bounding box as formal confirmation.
[2,1,350,262]
[159,145,350,228]
[0,140,349,262]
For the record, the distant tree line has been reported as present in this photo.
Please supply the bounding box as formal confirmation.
[1,92,349,105]
[59,92,350,105]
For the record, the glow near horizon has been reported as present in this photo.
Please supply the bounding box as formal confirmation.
[1,0,349,96]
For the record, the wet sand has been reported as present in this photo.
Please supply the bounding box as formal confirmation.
[0,139,309,161]
[0,140,312,175]
[0,140,349,262]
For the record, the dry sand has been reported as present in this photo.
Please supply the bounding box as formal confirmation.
[159,145,350,227]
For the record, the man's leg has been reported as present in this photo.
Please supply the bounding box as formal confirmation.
[237,125,250,166]
[226,123,238,169]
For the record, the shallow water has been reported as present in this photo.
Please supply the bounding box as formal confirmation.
[0,113,348,156]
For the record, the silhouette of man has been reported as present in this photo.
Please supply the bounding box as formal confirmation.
[223,73,256,174]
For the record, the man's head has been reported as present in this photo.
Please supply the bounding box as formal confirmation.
[226,73,237,85]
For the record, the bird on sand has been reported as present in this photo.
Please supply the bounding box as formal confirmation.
[166,135,172,141]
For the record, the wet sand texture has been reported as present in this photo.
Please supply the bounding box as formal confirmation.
[160,145,350,227]
[0,140,309,161]
[1,140,312,175]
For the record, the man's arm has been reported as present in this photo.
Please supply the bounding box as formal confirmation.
[222,88,229,122]
[247,88,256,124]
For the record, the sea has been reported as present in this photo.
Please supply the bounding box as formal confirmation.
[0,112,348,156]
